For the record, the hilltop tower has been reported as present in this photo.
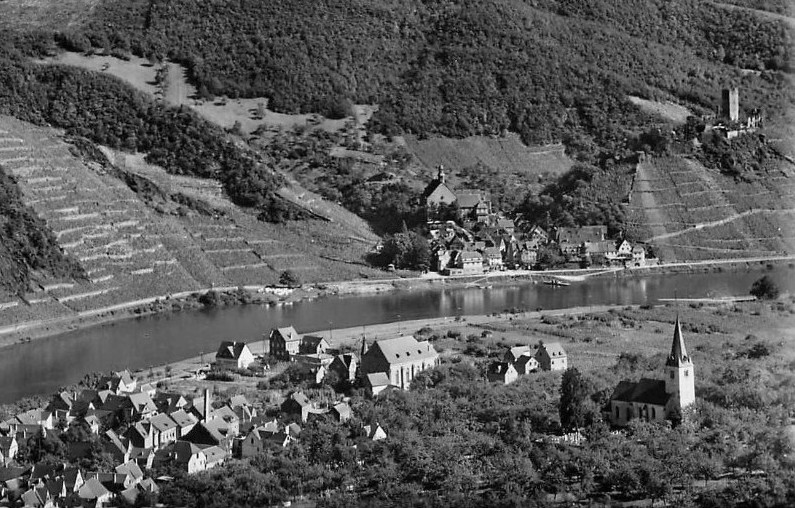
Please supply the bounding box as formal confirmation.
[722,88,739,122]
[664,316,696,411]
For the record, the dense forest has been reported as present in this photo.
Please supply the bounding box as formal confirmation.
[0,166,85,294]
[70,0,792,149]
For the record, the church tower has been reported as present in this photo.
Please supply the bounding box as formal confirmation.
[437,164,446,184]
[664,316,696,411]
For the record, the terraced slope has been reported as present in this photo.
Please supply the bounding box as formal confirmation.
[0,116,381,326]
[626,156,795,261]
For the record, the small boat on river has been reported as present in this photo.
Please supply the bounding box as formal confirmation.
[543,278,571,287]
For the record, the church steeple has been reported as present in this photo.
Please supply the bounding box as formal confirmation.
[666,315,691,367]
[437,164,446,184]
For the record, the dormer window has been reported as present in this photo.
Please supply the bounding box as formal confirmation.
[395,354,400,358]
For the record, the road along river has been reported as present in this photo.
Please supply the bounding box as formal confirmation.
[1,266,792,403]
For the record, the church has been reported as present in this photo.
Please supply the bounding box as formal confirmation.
[609,316,696,425]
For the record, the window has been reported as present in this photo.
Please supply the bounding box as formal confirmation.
[670,371,675,379]
[684,369,689,377]
[615,406,620,418]
[651,407,656,419]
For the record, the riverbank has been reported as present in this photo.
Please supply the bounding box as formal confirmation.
[1,254,792,348]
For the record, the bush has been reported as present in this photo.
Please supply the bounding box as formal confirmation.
[279,270,301,288]
[750,275,780,300]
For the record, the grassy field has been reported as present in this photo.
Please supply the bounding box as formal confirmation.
[404,133,574,178]
[628,96,692,124]
[0,0,97,30]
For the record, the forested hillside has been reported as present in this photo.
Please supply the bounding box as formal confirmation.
[68,0,792,150]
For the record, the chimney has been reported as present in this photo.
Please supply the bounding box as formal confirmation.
[203,388,211,422]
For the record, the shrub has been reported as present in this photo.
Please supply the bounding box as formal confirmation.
[750,275,780,300]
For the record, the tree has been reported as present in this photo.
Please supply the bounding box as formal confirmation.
[559,367,594,432]
[750,275,780,300]
[279,270,301,288]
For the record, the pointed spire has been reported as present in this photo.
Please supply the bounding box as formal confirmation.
[437,164,445,184]
[360,336,368,357]
[666,314,691,367]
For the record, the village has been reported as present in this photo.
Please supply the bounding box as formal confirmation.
[0,303,709,507]
[419,165,654,276]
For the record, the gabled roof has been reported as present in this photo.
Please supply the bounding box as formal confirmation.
[538,342,566,357]
[301,335,329,350]
[128,393,157,413]
[15,409,50,425]
[456,191,487,209]
[508,345,532,359]
[284,392,310,408]
[666,315,692,367]
[273,326,301,343]
[366,372,390,388]
[169,409,198,428]
[459,251,483,262]
[332,402,351,419]
[216,341,251,360]
[115,460,144,480]
[369,336,438,365]
[203,446,226,464]
[0,466,28,482]
[586,241,617,254]
[483,247,502,258]
[149,413,177,433]
[610,378,671,406]
[515,355,538,370]
[286,423,302,438]
[173,440,203,462]
[78,477,109,499]
[213,405,239,422]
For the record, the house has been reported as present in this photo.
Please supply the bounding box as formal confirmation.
[328,353,358,382]
[362,423,387,441]
[215,341,256,370]
[269,326,302,361]
[483,247,503,269]
[125,422,155,450]
[456,190,491,222]
[20,486,52,508]
[514,354,539,375]
[169,409,198,438]
[496,218,515,234]
[172,441,206,474]
[519,246,538,268]
[154,392,188,414]
[365,372,391,396]
[609,316,696,426]
[526,225,549,244]
[584,241,618,264]
[148,413,178,447]
[14,409,54,430]
[299,335,330,355]
[554,226,607,244]
[114,461,144,487]
[361,336,440,390]
[330,402,351,423]
[240,420,280,457]
[535,342,567,371]
[632,245,646,264]
[0,436,17,466]
[203,446,227,470]
[210,405,240,438]
[78,477,112,507]
[455,251,484,273]
[504,346,532,364]
[281,392,324,423]
[128,392,157,419]
[486,361,518,385]
[99,370,138,395]
[616,239,632,257]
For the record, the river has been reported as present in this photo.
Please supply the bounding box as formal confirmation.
[1,267,792,403]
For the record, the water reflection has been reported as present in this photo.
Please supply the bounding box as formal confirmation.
[1,267,792,402]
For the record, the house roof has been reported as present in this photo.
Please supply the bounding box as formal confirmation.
[128,392,157,413]
[332,402,351,419]
[666,316,692,367]
[284,392,310,408]
[484,247,501,258]
[15,409,50,425]
[203,446,226,464]
[216,341,251,360]
[149,413,177,432]
[286,423,302,438]
[274,326,301,343]
[488,361,515,375]
[555,225,607,244]
[115,460,144,480]
[515,355,538,369]
[586,241,617,254]
[366,372,390,388]
[422,179,455,200]
[0,466,28,482]
[456,191,487,209]
[632,245,645,252]
[213,405,239,422]
[301,335,328,349]
[173,441,203,462]
[538,342,566,357]
[459,251,483,262]
[611,378,671,406]
[370,336,438,365]
[508,346,532,359]
[78,477,109,499]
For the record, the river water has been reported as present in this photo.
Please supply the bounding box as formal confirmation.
[1,267,792,403]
